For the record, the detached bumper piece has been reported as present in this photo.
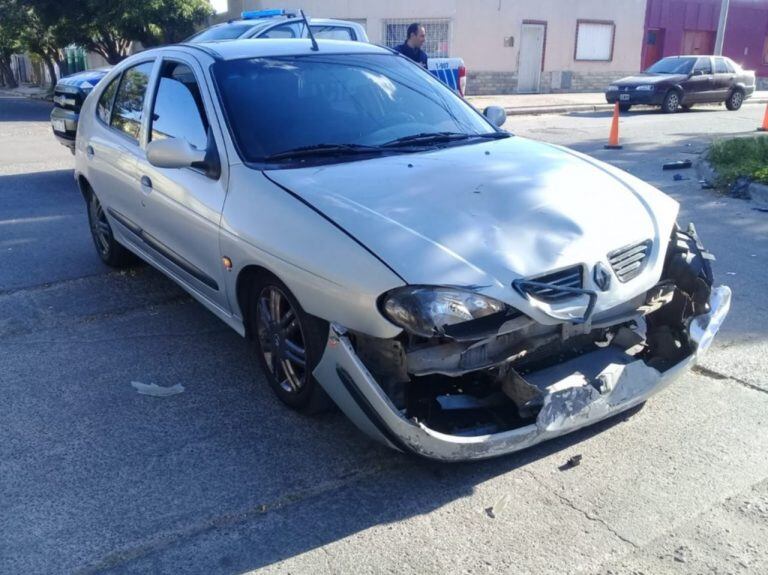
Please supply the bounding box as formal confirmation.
[314,286,730,461]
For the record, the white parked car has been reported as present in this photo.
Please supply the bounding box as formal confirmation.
[74,39,730,461]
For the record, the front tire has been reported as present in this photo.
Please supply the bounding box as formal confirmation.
[619,103,632,112]
[725,89,744,111]
[86,190,132,268]
[662,90,681,114]
[250,274,332,413]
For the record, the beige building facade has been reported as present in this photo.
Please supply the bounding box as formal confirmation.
[223,0,647,94]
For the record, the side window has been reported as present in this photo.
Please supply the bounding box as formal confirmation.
[260,23,300,38]
[714,57,729,73]
[150,61,208,151]
[694,57,712,74]
[97,75,120,124]
[110,61,154,143]
[311,26,355,41]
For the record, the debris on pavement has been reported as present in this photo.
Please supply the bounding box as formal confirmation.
[130,381,185,397]
[559,454,583,471]
[673,174,690,181]
[485,494,512,519]
[662,159,693,170]
[730,177,752,199]
[699,179,714,189]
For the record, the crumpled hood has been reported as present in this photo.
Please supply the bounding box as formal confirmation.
[265,137,679,293]
[613,73,686,86]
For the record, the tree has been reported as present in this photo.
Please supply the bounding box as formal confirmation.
[0,0,25,87]
[29,0,213,65]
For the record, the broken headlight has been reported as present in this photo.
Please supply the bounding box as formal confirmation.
[380,286,509,337]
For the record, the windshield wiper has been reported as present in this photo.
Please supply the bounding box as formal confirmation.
[382,131,510,148]
[263,143,385,161]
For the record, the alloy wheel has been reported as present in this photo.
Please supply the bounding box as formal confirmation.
[89,195,111,256]
[256,286,308,394]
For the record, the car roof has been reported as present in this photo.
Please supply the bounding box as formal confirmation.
[224,17,360,27]
[178,38,390,60]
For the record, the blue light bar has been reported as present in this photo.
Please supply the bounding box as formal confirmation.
[241,9,286,19]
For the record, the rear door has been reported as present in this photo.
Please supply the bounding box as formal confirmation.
[683,57,714,103]
[713,57,735,99]
[134,53,231,311]
[85,60,157,245]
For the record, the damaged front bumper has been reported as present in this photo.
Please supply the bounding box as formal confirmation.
[313,286,731,461]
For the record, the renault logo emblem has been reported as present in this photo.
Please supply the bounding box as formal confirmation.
[594,262,612,292]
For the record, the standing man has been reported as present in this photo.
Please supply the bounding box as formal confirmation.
[395,23,428,68]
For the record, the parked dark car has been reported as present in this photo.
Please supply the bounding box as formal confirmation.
[605,55,755,113]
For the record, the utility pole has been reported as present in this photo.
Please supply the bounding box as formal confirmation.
[714,0,730,55]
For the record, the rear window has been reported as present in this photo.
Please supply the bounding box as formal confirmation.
[714,57,729,73]
[187,23,254,42]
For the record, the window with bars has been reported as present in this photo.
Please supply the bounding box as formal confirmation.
[383,19,451,58]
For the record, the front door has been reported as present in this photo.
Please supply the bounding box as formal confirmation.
[135,54,231,312]
[643,28,665,70]
[682,56,714,103]
[518,23,545,93]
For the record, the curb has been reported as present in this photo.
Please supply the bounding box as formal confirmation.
[696,155,768,209]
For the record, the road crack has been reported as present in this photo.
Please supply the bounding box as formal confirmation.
[73,460,403,574]
[692,365,768,396]
[521,468,639,549]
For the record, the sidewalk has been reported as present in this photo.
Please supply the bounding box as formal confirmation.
[466,91,768,116]
[0,84,51,99]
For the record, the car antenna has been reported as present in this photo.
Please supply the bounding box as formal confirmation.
[300,9,319,51]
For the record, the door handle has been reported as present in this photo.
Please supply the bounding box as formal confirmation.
[140,175,153,193]
[86,145,94,158]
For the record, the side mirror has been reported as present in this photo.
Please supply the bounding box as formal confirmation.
[483,105,507,128]
[146,137,206,170]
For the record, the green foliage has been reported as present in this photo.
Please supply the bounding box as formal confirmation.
[707,136,768,187]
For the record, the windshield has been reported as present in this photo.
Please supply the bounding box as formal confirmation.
[645,57,696,75]
[187,23,254,42]
[213,54,497,164]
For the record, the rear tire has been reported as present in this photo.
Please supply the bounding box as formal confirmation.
[86,189,133,268]
[662,90,681,114]
[725,89,744,111]
[249,273,333,413]
[619,103,632,112]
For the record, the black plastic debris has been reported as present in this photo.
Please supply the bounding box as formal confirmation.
[673,174,690,181]
[730,176,752,199]
[662,159,693,170]
[699,179,714,189]
[558,454,583,471]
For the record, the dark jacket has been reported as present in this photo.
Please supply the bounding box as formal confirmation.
[395,43,428,68]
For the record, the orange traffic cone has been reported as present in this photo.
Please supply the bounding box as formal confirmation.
[604,102,623,149]
[757,102,768,132]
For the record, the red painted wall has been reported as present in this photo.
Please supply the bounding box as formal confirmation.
[643,0,768,77]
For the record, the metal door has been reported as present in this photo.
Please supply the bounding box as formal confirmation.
[518,24,545,93]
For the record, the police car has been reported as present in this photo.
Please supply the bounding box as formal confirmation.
[50,9,467,151]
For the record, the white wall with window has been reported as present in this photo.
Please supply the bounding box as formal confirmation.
[383,19,452,58]
[574,21,615,62]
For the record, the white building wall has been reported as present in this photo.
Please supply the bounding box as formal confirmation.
[232,0,648,93]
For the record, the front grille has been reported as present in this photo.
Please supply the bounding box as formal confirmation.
[608,240,652,283]
[53,90,81,112]
[523,266,584,302]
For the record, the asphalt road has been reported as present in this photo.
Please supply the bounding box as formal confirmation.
[1,96,767,575]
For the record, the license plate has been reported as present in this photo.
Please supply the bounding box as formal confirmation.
[52,119,66,132]
[619,94,630,101]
